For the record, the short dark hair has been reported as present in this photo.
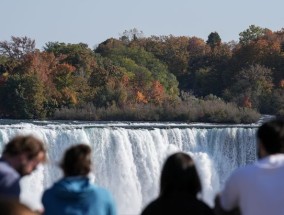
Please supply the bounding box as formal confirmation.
[160,152,201,197]
[3,135,46,161]
[61,144,91,177]
[257,118,284,154]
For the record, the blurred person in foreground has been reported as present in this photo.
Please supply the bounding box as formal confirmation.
[141,152,214,215]
[42,144,116,215]
[215,118,284,215]
[0,198,38,215]
[0,135,46,199]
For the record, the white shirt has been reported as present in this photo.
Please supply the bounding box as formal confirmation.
[220,154,284,215]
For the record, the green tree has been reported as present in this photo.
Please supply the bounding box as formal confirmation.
[206,32,221,50]
[89,55,128,107]
[259,88,284,114]
[44,42,96,78]
[95,38,125,56]
[134,35,190,90]
[0,73,47,118]
[239,25,267,45]
[226,64,273,109]
[188,39,231,96]
[104,45,179,97]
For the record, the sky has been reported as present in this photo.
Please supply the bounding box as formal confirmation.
[1,0,284,50]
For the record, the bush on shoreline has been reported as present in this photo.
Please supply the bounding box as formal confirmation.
[53,95,260,124]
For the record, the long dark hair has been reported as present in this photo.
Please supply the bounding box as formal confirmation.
[160,152,201,197]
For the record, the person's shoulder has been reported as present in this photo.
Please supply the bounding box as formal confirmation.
[0,161,19,175]
[0,161,19,179]
[195,199,214,215]
[42,188,53,205]
[141,198,161,215]
[90,184,108,194]
[230,163,257,178]
[42,186,53,199]
[223,163,258,189]
[90,185,115,201]
[42,181,59,201]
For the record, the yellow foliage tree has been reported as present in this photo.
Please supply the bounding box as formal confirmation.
[136,91,148,104]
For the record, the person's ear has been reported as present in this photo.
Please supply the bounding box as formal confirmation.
[18,153,28,163]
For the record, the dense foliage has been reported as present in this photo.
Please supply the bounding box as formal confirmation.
[1,25,284,123]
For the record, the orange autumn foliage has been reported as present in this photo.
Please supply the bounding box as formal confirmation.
[136,91,148,104]
[151,81,165,104]
[243,96,252,108]
[280,80,284,88]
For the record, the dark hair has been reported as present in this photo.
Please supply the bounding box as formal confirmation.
[61,144,92,177]
[257,118,284,154]
[160,152,201,197]
[3,135,46,161]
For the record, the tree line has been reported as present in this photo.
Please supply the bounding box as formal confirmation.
[0,25,283,123]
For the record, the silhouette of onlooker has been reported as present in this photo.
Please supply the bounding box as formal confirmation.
[141,152,214,215]
[215,118,284,215]
[0,198,38,215]
[0,135,46,199]
[42,144,116,215]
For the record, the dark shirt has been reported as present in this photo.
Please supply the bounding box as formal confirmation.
[141,193,214,215]
[0,158,20,199]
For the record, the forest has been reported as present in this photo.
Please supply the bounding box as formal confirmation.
[0,25,283,123]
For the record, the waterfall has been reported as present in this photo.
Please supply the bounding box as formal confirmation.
[0,121,257,215]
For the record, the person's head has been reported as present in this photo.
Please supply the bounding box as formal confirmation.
[160,152,201,197]
[0,198,38,215]
[61,144,92,177]
[257,118,284,158]
[2,135,46,176]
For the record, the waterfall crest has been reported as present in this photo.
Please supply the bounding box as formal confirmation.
[0,121,257,214]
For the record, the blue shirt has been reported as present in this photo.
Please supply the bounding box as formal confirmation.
[0,158,21,199]
[42,176,116,215]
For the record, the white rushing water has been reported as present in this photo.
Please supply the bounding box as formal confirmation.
[0,120,258,215]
